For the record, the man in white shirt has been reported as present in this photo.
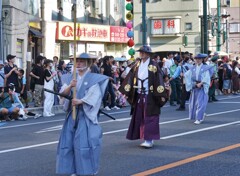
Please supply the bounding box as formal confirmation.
[164,52,175,75]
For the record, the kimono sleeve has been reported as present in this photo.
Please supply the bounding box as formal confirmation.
[184,70,193,92]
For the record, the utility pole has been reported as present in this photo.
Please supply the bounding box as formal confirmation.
[217,0,221,51]
[203,0,208,54]
[142,0,146,45]
[222,10,230,54]
[0,0,3,61]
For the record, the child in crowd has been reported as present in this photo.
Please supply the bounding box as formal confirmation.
[163,75,171,99]
[18,69,29,108]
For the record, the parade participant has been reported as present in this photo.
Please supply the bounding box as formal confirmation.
[119,45,167,148]
[56,53,109,176]
[184,53,213,125]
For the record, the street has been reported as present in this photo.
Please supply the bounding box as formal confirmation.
[0,95,240,176]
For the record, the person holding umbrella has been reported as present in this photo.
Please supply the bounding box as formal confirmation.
[56,53,109,176]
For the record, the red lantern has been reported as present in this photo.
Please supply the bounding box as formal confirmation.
[126,0,132,2]
[127,39,135,47]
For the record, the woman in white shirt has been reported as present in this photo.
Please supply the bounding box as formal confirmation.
[43,59,56,117]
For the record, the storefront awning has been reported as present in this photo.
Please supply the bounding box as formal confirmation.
[29,28,44,38]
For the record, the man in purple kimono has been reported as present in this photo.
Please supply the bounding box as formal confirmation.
[56,53,109,175]
[184,54,212,125]
[119,45,167,148]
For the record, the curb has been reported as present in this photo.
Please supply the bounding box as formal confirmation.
[26,105,65,115]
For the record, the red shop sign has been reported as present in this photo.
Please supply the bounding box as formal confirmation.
[110,26,129,43]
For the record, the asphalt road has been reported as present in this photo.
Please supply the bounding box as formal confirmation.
[0,95,240,176]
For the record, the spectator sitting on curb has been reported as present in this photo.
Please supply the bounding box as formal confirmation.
[3,83,41,120]
[0,86,20,121]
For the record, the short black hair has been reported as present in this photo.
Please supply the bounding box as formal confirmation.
[19,69,24,75]
[53,56,59,61]
[163,74,169,80]
[35,55,44,64]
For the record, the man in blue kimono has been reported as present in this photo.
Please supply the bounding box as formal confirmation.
[56,53,109,176]
[184,54,213,125]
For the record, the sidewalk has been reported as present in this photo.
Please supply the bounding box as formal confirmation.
[26,105,65,116]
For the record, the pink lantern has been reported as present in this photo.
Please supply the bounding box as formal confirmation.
[126,21,133,29]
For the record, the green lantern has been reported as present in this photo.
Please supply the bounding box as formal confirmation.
[126,3,133,11]
[128,48,135,56]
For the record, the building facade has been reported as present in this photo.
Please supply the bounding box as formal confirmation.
[134,0,218,56]
[43,0,129,60]
[210,0,240,59]
[1,0,42,69]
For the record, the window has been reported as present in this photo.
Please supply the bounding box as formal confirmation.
[229,23,240,33]
[226,0,230,6]
[185,23,192,30]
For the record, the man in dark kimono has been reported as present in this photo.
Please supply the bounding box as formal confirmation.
[119,45,167,148]
[56,53,109,175]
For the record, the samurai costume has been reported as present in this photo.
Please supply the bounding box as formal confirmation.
[56,71,108,175]
[119,58,167,142]
[185,61,213,124]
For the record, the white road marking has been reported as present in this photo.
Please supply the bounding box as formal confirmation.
[1,119,239,154]
[215,102,240,104]
[0,96,240,154]
[35,108,240,134]
[1,95,239,130]
[161,121,240,139]
[0,119,64,130]
[0,141,58,154]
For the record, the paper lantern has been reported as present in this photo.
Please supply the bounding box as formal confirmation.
[127,39,134,47]
[126,12,133,20]
[128,48,135,55]
[127,30,134,38]
[126,21,133,29]
[126,0,132,2]
[126,3,133,11]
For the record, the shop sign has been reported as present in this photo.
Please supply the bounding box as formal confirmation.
[151,18,180,35]
[151,19,163,35]
[110,26,129,43]
[57,22,128,43]
[57,22,110,42]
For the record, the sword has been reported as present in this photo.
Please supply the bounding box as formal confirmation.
[44,88,116,120]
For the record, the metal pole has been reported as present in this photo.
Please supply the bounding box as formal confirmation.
[200,16,204,53]
[226,17,229,54]
[72,2,77,120]
[0,0,3,61]
[203,0,208,54]
[217,0,221,51]
[142,0,146,45]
